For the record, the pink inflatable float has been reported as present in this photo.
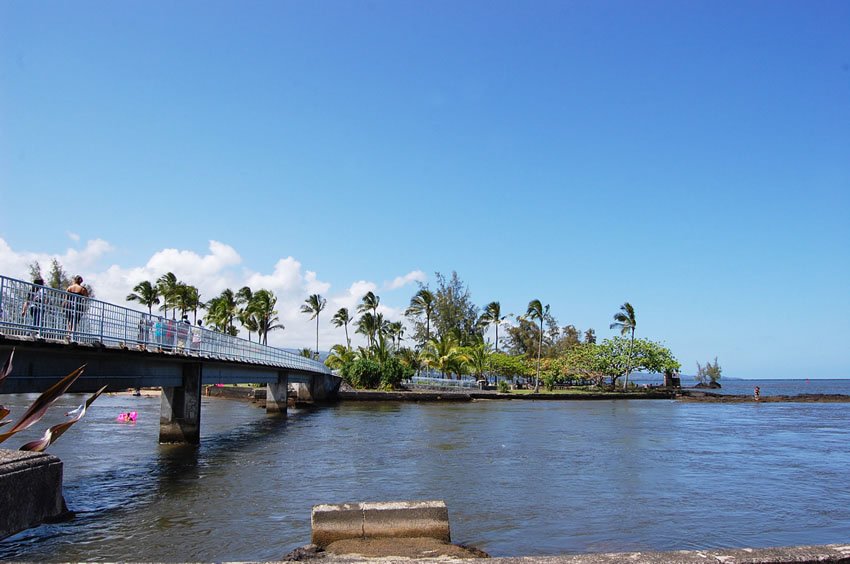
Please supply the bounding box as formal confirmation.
[117,411,138,422]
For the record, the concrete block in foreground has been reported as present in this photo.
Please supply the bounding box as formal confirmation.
[311,500,451,548]
[0,449,69,540]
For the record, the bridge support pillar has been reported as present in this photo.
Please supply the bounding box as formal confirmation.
[159,363,202,444]
[266,371,289,415]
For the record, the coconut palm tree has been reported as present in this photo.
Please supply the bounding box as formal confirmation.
[205,289,239,334]
[156,272,179,319]
[355,312,379,347]
[526,299,550,393]
[610,302,637,389]
[300,293,327,355]
[465,341,492,384]
[478,301,506,353]
[325,344,356,371]
[126,280,160,315]
[419,334,468,379]
[331,307,353,349]
[252,289,284,345]
[405,288,435,345]
[358,291,380,317]
[388,321,405,350]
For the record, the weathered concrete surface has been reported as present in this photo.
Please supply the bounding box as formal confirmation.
[485,544,850,563]
[0,449,69,540]
[159,362,202,444]
[289,543,850,562]
[312,500,451,548]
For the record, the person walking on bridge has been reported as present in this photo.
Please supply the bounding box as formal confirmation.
[64,275,89,340]
[21,277,45,338]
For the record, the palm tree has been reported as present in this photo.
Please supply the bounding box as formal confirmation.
[325,343,356,371]
[355,312,379,347]
[300,293,327,355]
[419,334,468,379]
[358,291,380,317]
[610,302,637,390]
[205,289,239,333]
[331,307,353,349]
[478,301,506,353]
[405,288,435,345]
[157,272,179,319]
[126,280,160,315]
[253,289,284,345]
[465,341,492,384]
[388,321,405,350]
[526,299,550,393]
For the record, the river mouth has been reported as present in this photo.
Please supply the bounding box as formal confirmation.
[1,394,849,561]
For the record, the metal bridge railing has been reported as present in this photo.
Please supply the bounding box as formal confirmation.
[407,375,481,390]
[0,274,331,375]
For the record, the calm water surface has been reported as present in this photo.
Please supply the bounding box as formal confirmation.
[1,393,849,561]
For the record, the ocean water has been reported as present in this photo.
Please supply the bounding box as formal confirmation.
[1,393,849,560]
[630,375,850,397]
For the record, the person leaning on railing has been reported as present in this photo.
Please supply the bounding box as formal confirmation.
[64,275,89,339]
[21,277,46,337]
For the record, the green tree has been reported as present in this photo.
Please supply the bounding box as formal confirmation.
[331,307,353,349]
[489,352,529,385]
[157,273,179,319]
[419,334,469,379]
[478,301,506,353]
[464,341,492,383]
[252,289,283,345]
[205,288,239,333]
[405,288,436,346]
[610,302,637,390]
[355,312,380,348]
[584,328,597,344]
[526,299,550,393]
[431,272,480,345]
[126,280,160,315]
[301,293,327,355]
[28,261,43,282]
[595,336,680,389]
[387,321,405,350]
[696,357,722,386]
[325,344,357,371]
[47,258,71,290]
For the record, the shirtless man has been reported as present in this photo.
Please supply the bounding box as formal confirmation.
[65,275,90,337]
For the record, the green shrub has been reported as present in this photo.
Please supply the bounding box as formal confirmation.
[379,356,413,389]
[497,380,510,393]
[347,357,381,389]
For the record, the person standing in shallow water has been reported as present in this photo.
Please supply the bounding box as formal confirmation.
[65,275,89,339]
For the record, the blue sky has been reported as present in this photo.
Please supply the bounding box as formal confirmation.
[1,1,848,378]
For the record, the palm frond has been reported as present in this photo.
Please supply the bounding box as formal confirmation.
[0,348,14,388]
[19,385,107,452]
[0,365,85,444]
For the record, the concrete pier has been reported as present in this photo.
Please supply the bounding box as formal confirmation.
[0,450,69,540]
[311,500,451,548]
[267,371,289,414]
[159,362,202,444]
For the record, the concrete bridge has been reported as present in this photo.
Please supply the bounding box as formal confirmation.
[0,275,341,444]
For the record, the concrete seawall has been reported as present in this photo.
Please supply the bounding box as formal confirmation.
[0,450,69,540]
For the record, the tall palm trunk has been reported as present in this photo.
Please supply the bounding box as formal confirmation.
[315,313,320,357]
[534,318,542,393]
[624,328,635,390]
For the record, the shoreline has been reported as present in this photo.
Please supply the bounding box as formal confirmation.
[109,386,850,404]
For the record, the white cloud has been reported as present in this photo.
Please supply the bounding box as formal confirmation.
[67,232,80,242]
[386,269,426,290]
[0,238,416,352]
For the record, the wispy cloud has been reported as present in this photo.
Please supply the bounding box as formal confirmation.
[386,270,426,290]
